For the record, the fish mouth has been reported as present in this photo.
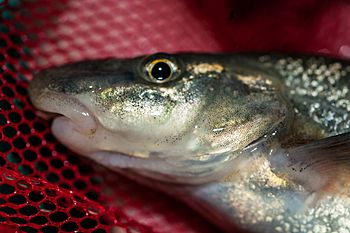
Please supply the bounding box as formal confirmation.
[29,88,98,136]
[33,110,61,121]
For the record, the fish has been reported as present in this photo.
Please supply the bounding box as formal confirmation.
[28,52,350,233]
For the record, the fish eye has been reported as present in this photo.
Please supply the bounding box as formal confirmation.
[149,59,172,81]
[142,54,180,83]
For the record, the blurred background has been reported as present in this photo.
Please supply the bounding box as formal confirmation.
[0,0,349,232]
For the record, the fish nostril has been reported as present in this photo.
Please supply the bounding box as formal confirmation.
[50,78,79,94]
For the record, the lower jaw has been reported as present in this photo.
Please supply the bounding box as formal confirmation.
[51,116,98,155]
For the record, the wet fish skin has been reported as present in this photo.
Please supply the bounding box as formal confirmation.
[28,53,350,233]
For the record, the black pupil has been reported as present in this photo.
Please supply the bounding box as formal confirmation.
[151,62,171,81]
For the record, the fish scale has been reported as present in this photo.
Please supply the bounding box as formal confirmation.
[261,55,350,136]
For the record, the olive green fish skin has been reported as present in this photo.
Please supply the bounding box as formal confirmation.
[28,53,350,233]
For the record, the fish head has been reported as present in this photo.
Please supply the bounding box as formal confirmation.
[29,53,288,183]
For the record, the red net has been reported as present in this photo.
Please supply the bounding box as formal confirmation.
[0,0,350,233]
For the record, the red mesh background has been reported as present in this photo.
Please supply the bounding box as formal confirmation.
[0,0,350,233]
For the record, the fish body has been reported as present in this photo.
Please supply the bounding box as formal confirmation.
[28,53,350,233]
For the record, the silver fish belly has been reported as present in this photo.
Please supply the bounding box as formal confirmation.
[28,53,350,233]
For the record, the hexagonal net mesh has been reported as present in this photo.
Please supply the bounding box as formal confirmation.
[0,0,350,233]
